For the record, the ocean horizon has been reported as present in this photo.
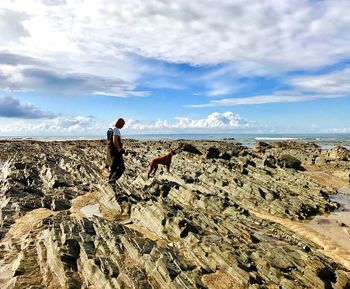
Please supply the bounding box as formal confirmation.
[1,133,350,149]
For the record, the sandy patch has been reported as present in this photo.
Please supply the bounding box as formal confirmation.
[70,192,99,219]
[305,193,350,251]
[1,208,56,243]
[307,216,350,250]
[201,271,243,289]
[249,208,350,270]
[302,165,350,191]
[297,166,350,261]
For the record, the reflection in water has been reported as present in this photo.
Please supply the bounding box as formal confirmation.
[315,219,331,225]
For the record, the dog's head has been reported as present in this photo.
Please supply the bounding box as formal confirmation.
[170,150,176,156]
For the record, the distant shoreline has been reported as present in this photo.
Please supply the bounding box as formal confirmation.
[1,134,350,150]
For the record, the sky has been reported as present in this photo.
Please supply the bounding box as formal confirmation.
[0,0,350,136]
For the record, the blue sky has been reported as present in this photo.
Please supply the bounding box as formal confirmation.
[0,0,350,136]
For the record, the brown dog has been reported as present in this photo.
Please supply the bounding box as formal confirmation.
[148,150,176,177]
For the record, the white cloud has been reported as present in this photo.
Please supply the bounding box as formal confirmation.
[327,127,350,134]
[0,61,148,97]
[0,115,103,135]
[188,93,348,107]
[207,81,240,97]
[290,68,350,94]
[0,9,29,45]
[1,0,350,107]
[1,0,350,76]
[125,111,261,132]
[41,0,67,6]
[0,95,56,118]
[0,111,263,135]
[0,94,104,134]
[0,1,146,96]
[192,65,350,107]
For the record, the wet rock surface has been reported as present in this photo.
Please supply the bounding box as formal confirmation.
[0,139,350,288]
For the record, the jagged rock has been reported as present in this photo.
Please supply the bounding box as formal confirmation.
[231,145,244,157]
[254,141,271,153]
[263,155,277,168]
[181,175,196,184]
[271,141,319,151]
[0,140,350,289]
[220,152,231,160]
[243,159,256,168]
[51,197,71,211]
[206,147,221,159]
[326,145,350,161]
[14,162,26,170]
[98,184,130,219]
[277,154,303,170]
[180,143,202,155]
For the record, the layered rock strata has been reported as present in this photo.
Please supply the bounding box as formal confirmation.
[0,139,349,288]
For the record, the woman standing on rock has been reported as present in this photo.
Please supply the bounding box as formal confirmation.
[108,118,125,184]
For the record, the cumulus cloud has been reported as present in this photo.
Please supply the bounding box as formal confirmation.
[0,95,56,118]
[0,110,262,135]
[125,112,261,132]
[0,115,103,135]
[0,94,104,135]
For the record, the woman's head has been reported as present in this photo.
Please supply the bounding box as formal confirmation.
[115,118,125,129]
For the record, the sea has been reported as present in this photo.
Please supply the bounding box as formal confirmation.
[1,133,350,149]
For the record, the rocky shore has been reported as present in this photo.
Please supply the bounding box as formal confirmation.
[0,139,350,288]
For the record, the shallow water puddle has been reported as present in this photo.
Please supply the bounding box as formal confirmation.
[338,187,350,195]
[301,169,350,250]
[80,203,103,218]
[328,192,350,227]
[306,192,350,250]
